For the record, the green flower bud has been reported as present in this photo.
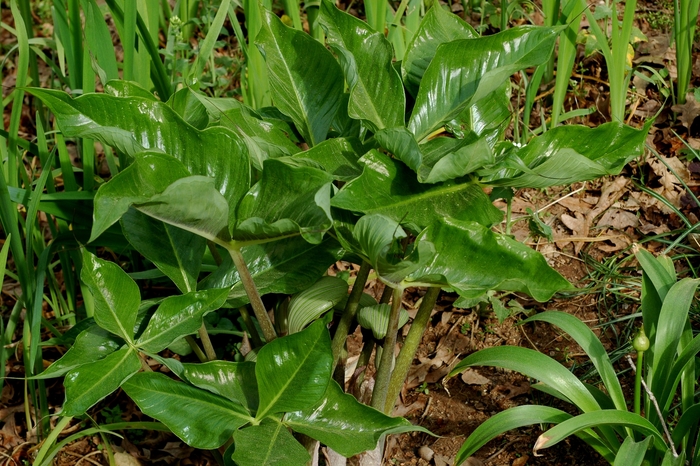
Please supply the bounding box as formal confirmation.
[633,328,650,353]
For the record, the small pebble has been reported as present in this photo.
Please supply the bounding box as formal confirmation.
[418,445,435,462]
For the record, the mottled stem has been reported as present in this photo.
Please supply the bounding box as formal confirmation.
[331,261,372,371]
[384,287,440,413]
[370,287,403,411]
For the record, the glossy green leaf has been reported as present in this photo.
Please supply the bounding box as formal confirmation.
[256,9,343,146]
[81,249,140,342]
[285,380,424,457]
[167,87,209,130]
[199,236,344,307]
[123,372,253,449]
[179,360,259,413]
[288,276,349,334]
[456,405,571,464]
[293,137,364,181]
[650,278,700,397]
[233,158,334,245]
[457,80,511,146]
[357,304,410,339]
[450,346,600,412]
[255,320,332,419]
[121,209,206,293]
[91,152,191,241]
[220,107,301,170]
[319,1,405,131]
[409,26,559,140]
[29,88,250,224]
[63,347,141,417]
[522,311,626,411]
[613,436,652,466]
[352,214,435,286]
[331,150,503,229]
[534,411,665,455]
[135,176,231,243]
[34,325,123,379]
[104,80,158,100]
[231,418,310,466]
[407,218,573,301]
[136,288,229,352]
[481,122,648,188]
[402,5,477,97]
[375,127,494,183]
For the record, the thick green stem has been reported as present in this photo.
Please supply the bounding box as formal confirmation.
[370,287,403,412]
[229,248,277,342]
[384,287,440,414]
[331,261,372,371]
[185,335,207,362]
[354,328,375,393]
[379,285,393,304]
[198,324,217,361]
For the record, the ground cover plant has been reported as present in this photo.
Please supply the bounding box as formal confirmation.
[0,0,699,464]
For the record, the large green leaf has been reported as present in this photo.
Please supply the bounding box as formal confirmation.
[522,311,626,411]
[287,276,349,334]
[409,26,559,141]
[402,4,477,97]
[121,209,206,293]
[375,127,494,183]
[136,288,229,352]
[456,80,511,147]
[357,304,410,339]
[63,347,141,416]
[220,107,301,171]
[255,320,332,419]
[449,346,600,412]
[330,150,503,229]
[293,137,364,181]
[179,360,259,413]
[533,411,666,455]
[233,158,334,245]
[134,176,231,243]
[407,218,573,301]
[455,405,572,464]
[231,418,310,466]
[285,380,423,457]
[34,325,122,379]
[319,1,405,131]
[123,372,253,449]
[198,236,344,307]
[81,250,140,342]
[480,122,648,188]
[29,88,250,224]
[256,9,343,146]
[91,152,191,241]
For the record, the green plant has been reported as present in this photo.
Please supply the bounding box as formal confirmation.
[673,0,700,104]
[450,245,700,465]
[12,1,651,463]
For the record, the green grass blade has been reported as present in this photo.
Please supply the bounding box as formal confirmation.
[456,405,572,464]
[80,0,119,82]
[650,278,699,398]
[534,411,666,455]
[522,311,626,412]
[193,0,232,78]
[450,346,600,412]
[613,436,652,466]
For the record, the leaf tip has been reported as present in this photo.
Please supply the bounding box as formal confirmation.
[532,435,550,456]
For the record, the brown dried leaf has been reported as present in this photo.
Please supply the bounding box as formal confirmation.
[671,93,700,129]
[460,369,491,385]
[597,209,639,230]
